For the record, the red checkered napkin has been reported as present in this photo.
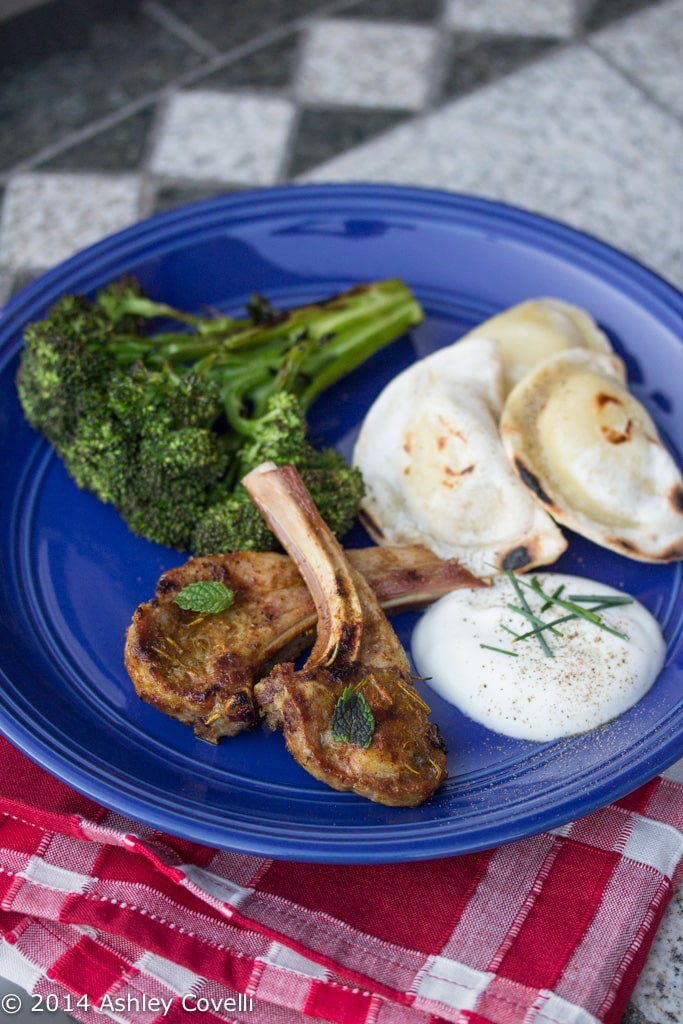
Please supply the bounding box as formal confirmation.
[1,736,683,1024]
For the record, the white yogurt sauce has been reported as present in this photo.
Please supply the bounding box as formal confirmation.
[411,573,665,741]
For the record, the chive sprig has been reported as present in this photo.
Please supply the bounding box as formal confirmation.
[480,570,633,658]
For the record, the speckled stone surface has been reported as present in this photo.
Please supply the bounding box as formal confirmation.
[295,19,439,109]
[590,0,683,121]
[149,91,296,184]
[0,172,142,271]
[0,7,204,173]
[630,885,683,1021]
[444,0,582,37]
[300,41,683,290]
[1,2,683,1021]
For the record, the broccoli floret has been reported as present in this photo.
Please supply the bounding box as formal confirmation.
[192,464,363,556]
[235,388,311,469]
[17,294,119,449]
[192,392,364,553]
[193,490,275,554]
[16,278,423,551]
[59,393,133,505]
[297,453,365,540]
[121,424,230,549]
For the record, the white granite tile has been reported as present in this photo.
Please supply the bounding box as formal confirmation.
[295,19,438,110]
[443,0,583,38]
[300,44,683,291]
[591,0,683,121]
[148,91,296,185]
[0,173,142,271]
[630,878,683,1024]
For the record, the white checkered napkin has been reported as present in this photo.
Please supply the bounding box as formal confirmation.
[2,735,683,1024]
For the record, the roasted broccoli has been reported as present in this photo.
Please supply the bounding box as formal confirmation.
[16,277,423,552]
[192,391,365,553]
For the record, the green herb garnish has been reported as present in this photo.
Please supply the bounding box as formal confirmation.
[479,643,519,657]
[174,580,235,614]
[480,570,633,658]
[524,576,630,641]
[330,686,376,748]
[540,583,565,612]
[507,570,554,658]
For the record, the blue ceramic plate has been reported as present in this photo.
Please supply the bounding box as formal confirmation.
[2,184,683,863]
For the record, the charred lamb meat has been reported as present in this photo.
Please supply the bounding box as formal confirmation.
[124,544,481,743]
[244,462,449,807]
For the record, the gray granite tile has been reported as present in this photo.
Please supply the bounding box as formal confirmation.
[188,33,301,91]
[335,0,442,21]
[287,107,410,177]
[6,268,42,300]
[301,44,683,290]
[629,878,683,1024]
[621,1005,656,1024]
[0,173,142,271]
[0,9,203,174]
[0,268,13,312]
[585,0,668,32]
[0,190,14,310]
[590,0,683,121]
[0,0,141,70]
[444,0,583,38]
[150,183,245,216]
[295,19,438,109]
[38,110,156,173]
[148,91,296,185]
[156,0,326,54]
[440,33,562,100]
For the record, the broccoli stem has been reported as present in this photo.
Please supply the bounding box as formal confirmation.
[98,291,251,334]
[298,291,424,407]
[107,279,423,434]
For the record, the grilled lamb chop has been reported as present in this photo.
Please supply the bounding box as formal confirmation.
[124,544,482,743]
[245,462,449,807]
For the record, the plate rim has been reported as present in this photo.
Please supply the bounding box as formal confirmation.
[2,181,683,863]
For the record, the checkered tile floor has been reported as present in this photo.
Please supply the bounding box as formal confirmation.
[1,0,682,309]
[1,3,683,1021]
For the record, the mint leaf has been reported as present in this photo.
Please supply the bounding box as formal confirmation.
[330,686,375,748]
[175,581,234,614]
